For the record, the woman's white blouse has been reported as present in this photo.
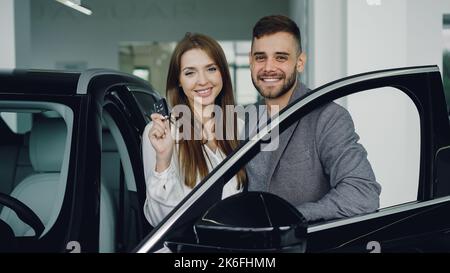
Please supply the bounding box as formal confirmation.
[142,119,244,227]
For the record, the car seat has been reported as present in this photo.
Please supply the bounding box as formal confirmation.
[0,116,117,253]
[0,117,67,237]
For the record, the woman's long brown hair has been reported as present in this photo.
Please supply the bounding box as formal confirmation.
[166,33,246,189]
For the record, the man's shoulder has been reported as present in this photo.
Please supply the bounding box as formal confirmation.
[292,83,347,115]
[294,102,352,136]
[311,101,349,120]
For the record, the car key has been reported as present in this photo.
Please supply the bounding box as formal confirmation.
[153,98,170,120]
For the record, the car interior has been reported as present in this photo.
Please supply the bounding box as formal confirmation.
[0,104,145,252]
[0,103,73,252]
[1,115,67,236]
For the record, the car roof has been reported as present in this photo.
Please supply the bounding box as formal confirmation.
[0,69,80,95]
[0,69,153,96]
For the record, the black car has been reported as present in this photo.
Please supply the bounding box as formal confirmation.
[0,69,160,252]
[1,66,450,253]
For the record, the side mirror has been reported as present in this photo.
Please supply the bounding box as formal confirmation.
[166,192,308,253]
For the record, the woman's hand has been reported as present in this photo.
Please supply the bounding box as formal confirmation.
[149,113,173,172]
[202,117,215,142]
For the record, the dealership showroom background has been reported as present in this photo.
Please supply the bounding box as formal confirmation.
[1,0,450,217]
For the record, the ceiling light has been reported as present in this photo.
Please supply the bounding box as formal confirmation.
[55,0,92,15]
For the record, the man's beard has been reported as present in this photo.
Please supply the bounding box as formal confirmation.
[252,69,297,99]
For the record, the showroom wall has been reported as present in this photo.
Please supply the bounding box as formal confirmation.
[0,0,30,69]
[347,0,408,75]
[309,0,347,89]
[0,0,16,68]
[406,0,450,69]
[311,0,450,89]
[30,0,288,70]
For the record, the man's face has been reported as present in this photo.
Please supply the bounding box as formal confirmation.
[250,32,305,100]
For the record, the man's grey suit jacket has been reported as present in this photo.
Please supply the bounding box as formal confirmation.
[246,82,381,222]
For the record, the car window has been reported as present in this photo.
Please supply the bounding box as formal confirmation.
[0,112,32,134]
[131,90,160,119]
[0,102,73,241]
[336,87,420,208]
[99,109,148,252]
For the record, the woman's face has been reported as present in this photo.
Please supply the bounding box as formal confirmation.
[179,48,223,109]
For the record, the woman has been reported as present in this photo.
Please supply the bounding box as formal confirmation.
[142,33,246,227]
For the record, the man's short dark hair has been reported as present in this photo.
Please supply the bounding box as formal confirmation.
[252,15,302,52]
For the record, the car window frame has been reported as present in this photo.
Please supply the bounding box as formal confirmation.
[101,86,154,247]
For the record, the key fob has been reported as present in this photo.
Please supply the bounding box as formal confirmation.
[153,98,170,119]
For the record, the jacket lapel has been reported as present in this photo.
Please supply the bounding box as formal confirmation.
[264,82,309,188]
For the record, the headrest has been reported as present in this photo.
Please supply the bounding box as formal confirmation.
[29,118,67,172]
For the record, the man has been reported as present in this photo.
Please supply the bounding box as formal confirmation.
[245,15,381,222]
